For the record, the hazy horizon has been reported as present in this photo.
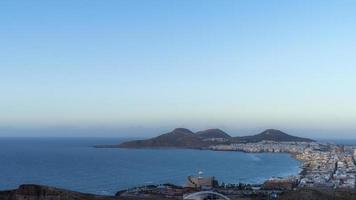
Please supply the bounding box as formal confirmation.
[1,126,356,140]
[1,0,356,138]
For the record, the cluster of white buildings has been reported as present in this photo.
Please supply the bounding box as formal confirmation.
[298,145,356,189]
[332,154,356,188]
[297,147,338,188]
[210,141,317,154]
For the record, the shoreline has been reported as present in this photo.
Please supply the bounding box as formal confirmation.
[113,139,355,189]
[112,146,303,186]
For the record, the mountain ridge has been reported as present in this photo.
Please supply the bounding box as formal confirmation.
[196,129,231,139]
[99,128,315,149]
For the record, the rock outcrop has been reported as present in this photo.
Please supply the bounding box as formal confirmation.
[0,184,117,200]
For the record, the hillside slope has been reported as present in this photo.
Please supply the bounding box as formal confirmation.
[118,128,209,148]
[233,129,315,143]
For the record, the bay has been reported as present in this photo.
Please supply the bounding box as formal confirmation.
[0,137,301,195]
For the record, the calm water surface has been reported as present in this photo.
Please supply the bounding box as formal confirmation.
[0,138,301,195]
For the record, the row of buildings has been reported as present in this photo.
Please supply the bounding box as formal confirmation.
[210,141,318,154]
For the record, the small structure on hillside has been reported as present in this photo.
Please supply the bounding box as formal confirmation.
[186,171,218,189]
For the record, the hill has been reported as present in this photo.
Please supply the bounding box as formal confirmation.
[196,129,231,139]
[234,129,315,143]
[118,128,209,148]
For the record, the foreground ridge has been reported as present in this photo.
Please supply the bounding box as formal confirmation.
[2,183,356,200]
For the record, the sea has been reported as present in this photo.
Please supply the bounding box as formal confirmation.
[0,137,303,195]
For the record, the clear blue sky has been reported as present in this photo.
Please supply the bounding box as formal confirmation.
[1,0,356,138]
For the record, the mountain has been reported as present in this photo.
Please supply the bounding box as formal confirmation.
[234,129,315,143]
[98,128,314,149]
[118,128,209,148]
[196,129,231,139]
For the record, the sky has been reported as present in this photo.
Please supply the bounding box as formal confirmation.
[1,0,356,138]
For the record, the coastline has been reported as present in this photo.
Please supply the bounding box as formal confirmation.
[117,145,303,185]
[1,138,356,199]
[0,138,301,195]
[2,137,355,196]
[208,147,303,180]
[113,139,354,189]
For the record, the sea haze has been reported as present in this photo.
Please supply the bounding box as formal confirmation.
[0,138,301,195]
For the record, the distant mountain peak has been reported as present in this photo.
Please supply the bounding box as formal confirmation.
[236,129,314,143]
[260,129,287,136]
[118,128,204,148]
[172,128,194,134]
[196,129,231,139]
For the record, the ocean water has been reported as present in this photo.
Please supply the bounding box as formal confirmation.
[0,138,301,195]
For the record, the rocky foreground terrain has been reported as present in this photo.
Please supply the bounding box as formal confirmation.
[1,185,356,200]
[0,185,117,200]
[0,185,168,200]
